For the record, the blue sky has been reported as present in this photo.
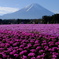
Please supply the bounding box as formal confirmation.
[0,0,59,15]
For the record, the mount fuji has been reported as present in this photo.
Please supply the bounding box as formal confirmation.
[0,3,54,19]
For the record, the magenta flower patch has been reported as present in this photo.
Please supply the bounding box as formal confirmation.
[0,24,59,59]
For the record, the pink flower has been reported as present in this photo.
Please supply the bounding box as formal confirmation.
[52,52,58,55]
[28,53,35,56]
[23,55,27,59]
[39,50,44,53]
[12,50,17,53]
[41,43,47,46]
[35,40,39,44]
[44,46,49,50]
[0,48,4,51]
[33,44,39,47]
[20,45,24,48]
[49,41,54,46]
[27,43,32,47]
[17,48,23,51]
[41,53,45,57]
[10,52,14,55]
[0,58,2,59]
[55,42,59,45]
[30,40,35,43]
[52,54,57,58]
[5,43,10,47]
[31,57,36,59]
[51,47,57,51]
[2,54,7,58]
[13,43,18,46]
[37,55,41,59]
[42,40,46,43]
[30,49,36,52]
[20,50,27,55]
[14,54,18,57]
[51,58,56,59]
[58,45,59,47]
[36,46,41,50]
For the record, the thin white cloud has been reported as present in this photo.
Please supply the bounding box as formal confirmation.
[0,6,19,15]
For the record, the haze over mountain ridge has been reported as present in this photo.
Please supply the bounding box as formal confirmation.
[0,3,54,19]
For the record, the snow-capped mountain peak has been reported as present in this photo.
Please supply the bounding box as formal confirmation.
[26,3,41,11]
[0,3,54,19]
[26,5,33,11]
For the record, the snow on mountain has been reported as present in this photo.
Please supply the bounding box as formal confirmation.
[0,3,54,19]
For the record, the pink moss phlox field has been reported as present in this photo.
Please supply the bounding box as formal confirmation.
[0,24,59,59]
[0,24,59,36]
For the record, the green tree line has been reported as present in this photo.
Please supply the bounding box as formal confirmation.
[0,14,59,24]
[42,14,59,24]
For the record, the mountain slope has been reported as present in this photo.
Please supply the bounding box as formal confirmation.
[0,3,54,19]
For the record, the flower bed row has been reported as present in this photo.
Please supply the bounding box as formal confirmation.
[0,24,59,36]
[0,30,59,59]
